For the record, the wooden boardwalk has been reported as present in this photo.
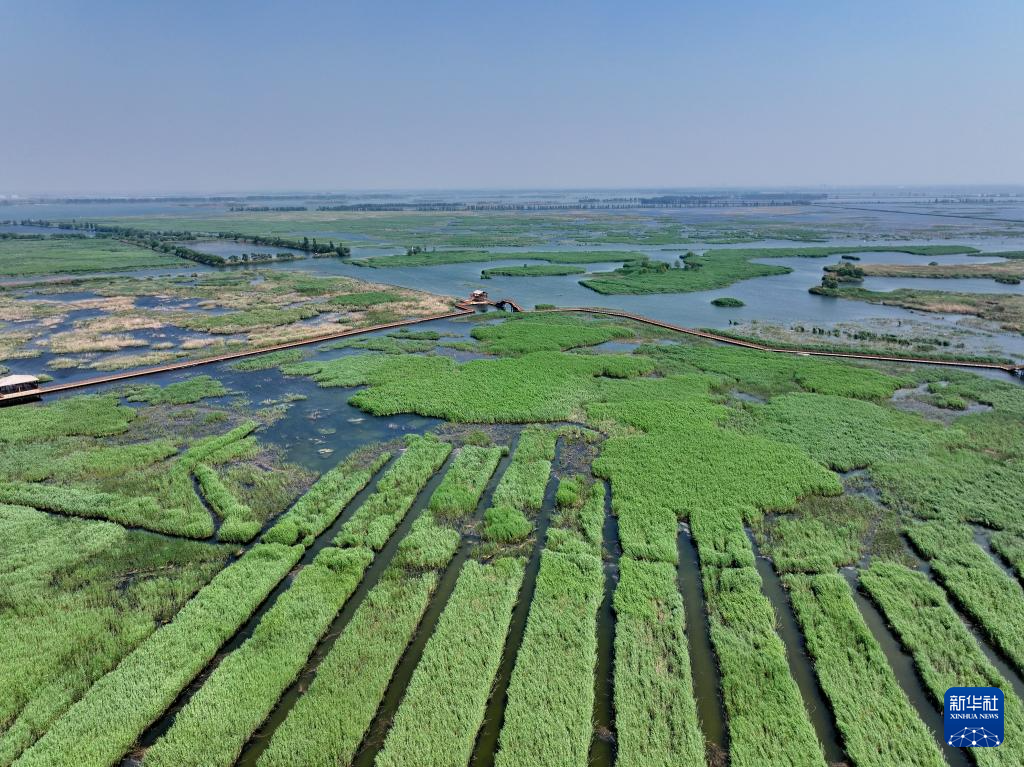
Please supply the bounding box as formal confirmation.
[540,306,1024,375]
[3,296,1021,406]
[0,304,476,404]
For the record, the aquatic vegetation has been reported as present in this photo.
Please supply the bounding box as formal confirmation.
[711,296,745,307]
[907,521,1024,674]
[482,505,533,542]
[427,445,504,521]
[991,531,1024,581]
[263,447,391,545]
[124,375,228,405]
[581,251,791,294]
[257,571,440,767]
[481,264,586,277]
[646,343,909,399]
[550,476,604,553]
[284,350,654,423]
[88,350,182,371]
[17,543,302,767]
[817,286,1024,333]
[179,305,323,333]
[0,237,182,276]
[322,289,406,307]
[749,392,939,471]
[785,573,946,767]
[329,335,439,354]
[230,349,306,371]
[581,245,979,295]
[690,506,826,767]
[856,260,1024,280]
[495,549,601,767]
[377,558,525,767]
[592,376,839,563]
[860,562,1024,767]
[353,249,643,268]
[490,426,557,513]
[613,556,705,767]
[709,322,1015,365]
[144,546,374,767]
[0,480,213,538]
[470,312,635,355]
[0,394,134,444]
[194,463,260,543]
[334,434,451,550]
[753,494,880,573]
[0,506,228,765]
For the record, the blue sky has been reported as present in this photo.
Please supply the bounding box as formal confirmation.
[1,1,1021,193]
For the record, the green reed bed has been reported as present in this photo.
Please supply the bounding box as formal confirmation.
[470,312,636,356]
[334,434,451,550]
[579,245,978,296]
[0,393,135,445]
[282,349,654,423]
[482,426,556,543]
[123,375,228,405]
[494,480,604,767]
[785,573,945,767]
[256,571,442,767]
[752,494,878,574]
[612,556,705,767]
[690,506,826,767]
[144,547,374,767]
[0,480,212,538]
[481,264,586,278]
[230,349,306,371]
[376,558,526,767]
[16,543,302,767]
[263,446,391,546]
[489,426,556,513]
[352,249,642,268]
[548,475,604,555]
[427,445,504,522]
[254,436,471,766]
[991,531,1024,582]
[0,506,228,766]
[860,562,1024,767]
[907,521,1024,675]
[194,463,261,542]
[0,237,183,277]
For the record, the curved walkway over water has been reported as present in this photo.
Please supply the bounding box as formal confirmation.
[542,306,1024,375]
[3,298,1021,405]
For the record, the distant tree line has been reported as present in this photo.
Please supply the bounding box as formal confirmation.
[14,219,352,265]
[227,206,307,212]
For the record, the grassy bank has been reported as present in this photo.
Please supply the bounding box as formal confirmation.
[263,446,391,546]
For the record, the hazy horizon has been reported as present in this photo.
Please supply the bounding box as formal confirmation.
[3,1,1022,194]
